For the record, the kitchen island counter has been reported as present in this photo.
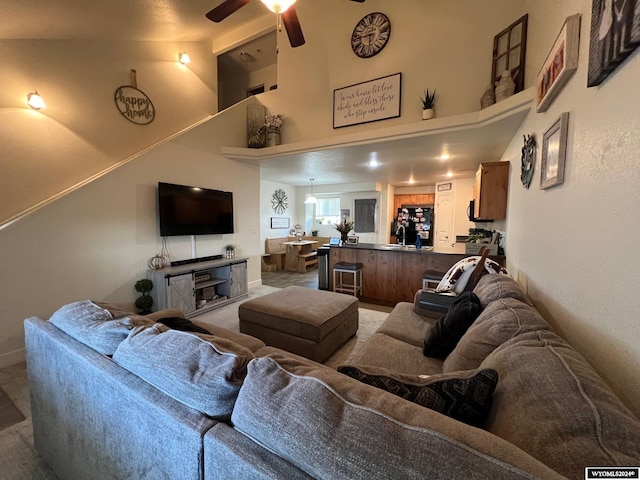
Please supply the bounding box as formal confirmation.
[328,243,504,305]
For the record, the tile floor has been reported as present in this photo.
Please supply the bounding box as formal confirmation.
[0,268,324,479]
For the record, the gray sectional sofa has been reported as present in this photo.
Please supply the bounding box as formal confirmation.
[24,275,640,480]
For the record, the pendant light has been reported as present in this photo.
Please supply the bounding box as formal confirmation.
[304,178,318,204]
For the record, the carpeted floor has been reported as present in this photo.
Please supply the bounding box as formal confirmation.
[0,386,25,432]
[192,284,391,368]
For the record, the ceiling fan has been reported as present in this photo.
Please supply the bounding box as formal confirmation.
[206,0,366,48]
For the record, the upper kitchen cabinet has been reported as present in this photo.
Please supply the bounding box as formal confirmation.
[473,162,509,221]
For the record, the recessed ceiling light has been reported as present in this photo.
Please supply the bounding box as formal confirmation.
[368,159,379,168]
[408,177,415,185]
[446,171,454,178]
[439,154,450,160]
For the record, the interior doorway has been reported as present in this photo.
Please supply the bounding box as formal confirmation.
[217,30,277,110]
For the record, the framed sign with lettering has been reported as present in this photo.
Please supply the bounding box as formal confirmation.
[333,72,401,129]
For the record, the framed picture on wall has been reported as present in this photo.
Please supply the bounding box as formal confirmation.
[540,112,569,189]
[536,14,581,113]
[587,0,640,87]
[270,217,290,229]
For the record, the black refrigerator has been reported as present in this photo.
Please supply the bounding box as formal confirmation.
[395,207,433,246]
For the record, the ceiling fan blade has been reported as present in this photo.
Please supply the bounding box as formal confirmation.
[205,0,251,22]
[281,6,305,48]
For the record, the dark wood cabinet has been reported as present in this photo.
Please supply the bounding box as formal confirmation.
[473,162,509,220]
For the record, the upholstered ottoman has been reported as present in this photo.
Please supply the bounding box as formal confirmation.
[238,286,359,362]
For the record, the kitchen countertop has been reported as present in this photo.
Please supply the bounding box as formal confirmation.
[330,242,504,257]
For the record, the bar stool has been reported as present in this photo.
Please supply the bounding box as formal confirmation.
[333,262,363,297]
[423,270,444,290]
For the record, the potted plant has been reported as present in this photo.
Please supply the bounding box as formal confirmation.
[420,89,437,120]
[334,218,355,244]
[311,229,319,237]
[134,278,153,314]
[224,244,236,259]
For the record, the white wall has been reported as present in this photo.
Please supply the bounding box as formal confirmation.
[0,100,262,367]
[0,39,218,224]
[261,179,297,244]
[504,0,640,416]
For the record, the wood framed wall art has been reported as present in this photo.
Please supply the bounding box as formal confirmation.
[587,0,640,87]
[536,14,581,113]
[491,15,528,94]
[333,73,401,129]
[540,112,569,189]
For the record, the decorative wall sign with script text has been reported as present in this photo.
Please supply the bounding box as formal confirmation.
[333,72,401,129]
[114,70,155,125]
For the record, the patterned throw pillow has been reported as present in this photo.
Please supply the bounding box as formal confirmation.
[338,365,498,427]
[435,256,507,293]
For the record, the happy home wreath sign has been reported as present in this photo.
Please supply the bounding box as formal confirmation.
[114,69,155,125]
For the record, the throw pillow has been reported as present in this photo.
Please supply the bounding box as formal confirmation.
[423,291,482,358]
[156,316,211,334]
[435,256,507,294]
[338,365,498,427]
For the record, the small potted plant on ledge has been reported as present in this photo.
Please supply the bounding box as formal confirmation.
[334,218,355,245]
[420,88,437,120]
[224,244,236,259]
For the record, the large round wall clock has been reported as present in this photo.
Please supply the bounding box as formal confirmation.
[271,189,288,214]
[351,12,391,58]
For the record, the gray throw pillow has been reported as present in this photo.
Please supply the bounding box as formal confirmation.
[113,323,253,420]
[49,300,152,355]
[338,364,497,427]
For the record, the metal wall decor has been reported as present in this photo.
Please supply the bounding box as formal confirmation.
[114,70,155,125]
[521,134,536,189]
[271,189,288,214]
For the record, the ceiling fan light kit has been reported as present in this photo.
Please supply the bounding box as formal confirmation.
[206,0,366,48]
[260,0,296,14]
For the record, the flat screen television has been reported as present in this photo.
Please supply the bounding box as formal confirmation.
[158,182,234,236]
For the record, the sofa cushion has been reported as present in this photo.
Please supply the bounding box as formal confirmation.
[443,297,549,373]
[472,273,531,307]
[376,301,436,347]
[49,300,153,355]
[423,292,482,358]
[112,323,253,421]
[337,365,497,427]
[480,329,640,480]
[349,332,444,375]
[231,352,566,480]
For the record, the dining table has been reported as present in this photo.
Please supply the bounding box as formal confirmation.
[281,240,318,272]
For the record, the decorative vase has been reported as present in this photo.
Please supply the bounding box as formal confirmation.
[480,86,496,109]
[340,233,348,245]
[225,250,235,259]
[495,71,515,102]
[422,108,435,120]
[266,126,281,146]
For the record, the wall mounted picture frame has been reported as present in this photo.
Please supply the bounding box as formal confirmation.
[270,217,290,229]
[587,0,640,87]
[536,14,581,113]
[540,112,569,189]
[333,73,402,129]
